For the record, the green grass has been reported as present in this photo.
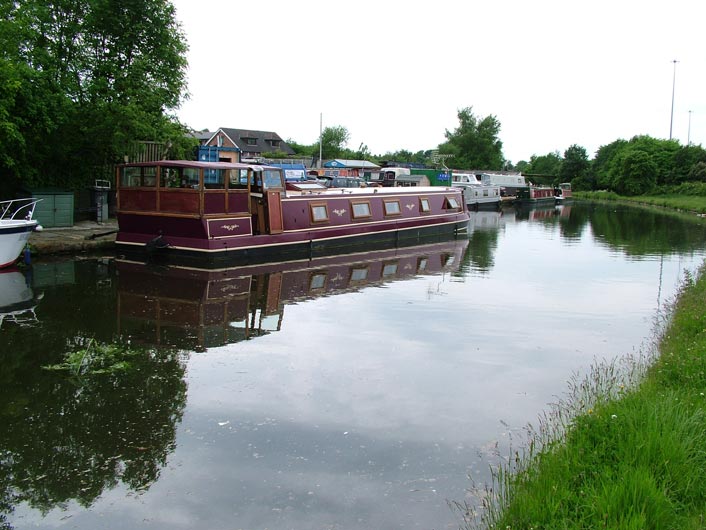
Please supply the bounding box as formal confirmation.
[575,190,706,214]
[456,264,706,529]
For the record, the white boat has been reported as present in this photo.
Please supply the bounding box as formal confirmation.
[0,198,43,268]
[451,172,502,210]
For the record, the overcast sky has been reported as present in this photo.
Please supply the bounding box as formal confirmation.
[170,0,704,164]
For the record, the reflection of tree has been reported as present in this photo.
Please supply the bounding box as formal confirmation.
[586,202,706,257]
[458,228,499,274]
[0,339,187,528]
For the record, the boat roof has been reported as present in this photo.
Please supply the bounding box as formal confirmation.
[118,160,280,171]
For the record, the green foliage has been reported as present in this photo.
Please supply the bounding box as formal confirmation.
[438,107,504,170]
[315,125,350,160]
[43,337,141,376]
[286,138,316,157]
[513,160,530,173]
[610,148,658,195]
[0,0,189,194]
[560,144,589,183]
[525,151,562,177]
[592,139,628,189]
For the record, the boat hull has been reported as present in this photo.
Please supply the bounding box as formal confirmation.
[117,215,469,267]
[0,221,36,268]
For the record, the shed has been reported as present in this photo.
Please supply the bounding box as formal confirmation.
[27,188,74,227]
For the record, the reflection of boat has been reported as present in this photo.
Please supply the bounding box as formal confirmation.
[451,173,502,210]
[116,160,469,265]
[0,267,40,328]
[116,239,469,349]
[514,203,561,221]
[467,210,503,232]
[1,198,43,268]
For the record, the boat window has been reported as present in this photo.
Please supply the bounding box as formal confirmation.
[121,165,156,187]
[203,169,225,189]
[384,200,401,216]
[417,257,428,272]
[183,168,200,188]
[310,203,329,223]
[161,167,181,188]
[419,197,431,213]
[228,169,249,190]
[262,169,284,190]
[444,196,460,210]
[351,201,372,219]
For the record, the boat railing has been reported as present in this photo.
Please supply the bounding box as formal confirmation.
[0,198,42,221]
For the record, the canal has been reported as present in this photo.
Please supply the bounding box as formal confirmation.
[2,202,706,529]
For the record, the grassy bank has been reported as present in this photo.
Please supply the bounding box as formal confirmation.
[575,187,706,215]
[457,263,706,529]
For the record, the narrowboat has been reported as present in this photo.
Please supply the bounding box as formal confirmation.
[451,172,502,210]
[115,160,469,265]
[513,185,556,206]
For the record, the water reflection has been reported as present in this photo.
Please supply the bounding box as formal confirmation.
[0,267,41,328]
[117,238,470,350]
[0,262,188,530]
[3,202,706,529]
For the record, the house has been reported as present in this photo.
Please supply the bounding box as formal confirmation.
[199,128,296,163]
[321,159,382,182]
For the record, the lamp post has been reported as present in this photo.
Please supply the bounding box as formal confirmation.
[669,59,678,140]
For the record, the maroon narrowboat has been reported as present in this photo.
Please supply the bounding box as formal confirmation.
[116,160,469,265]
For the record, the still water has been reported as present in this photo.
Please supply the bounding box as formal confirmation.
[2,202,706,530]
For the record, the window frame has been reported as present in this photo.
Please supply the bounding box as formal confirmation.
[383,200,402,216]
[419,197,431,213]
[351,200,372,219]
[445,195,461,210]
[310,202,329,223]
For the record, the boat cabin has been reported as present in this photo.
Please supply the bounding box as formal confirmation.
[117,160,286,236]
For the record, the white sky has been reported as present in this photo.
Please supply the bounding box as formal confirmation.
[170,0,705,164]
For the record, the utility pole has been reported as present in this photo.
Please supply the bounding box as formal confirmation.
[669,59,678,140]
[319,113,323,169]
[688,110,692,145]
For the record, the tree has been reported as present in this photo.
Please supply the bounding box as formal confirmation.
[514,160,530,173]
[591,139,628,190]
[0,0,190,194]
[610,149,657,195]
[673,145,706,183]
[438,107,504,170]
[314,125,350,160]
[560,145,589,181]
[525,152,562,177]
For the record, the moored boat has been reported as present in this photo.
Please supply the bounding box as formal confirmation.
[0,198,43,269]
[115,160,470,265]
[554,182,573,203]
[513,185,556,206]
[451,172,502,210]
